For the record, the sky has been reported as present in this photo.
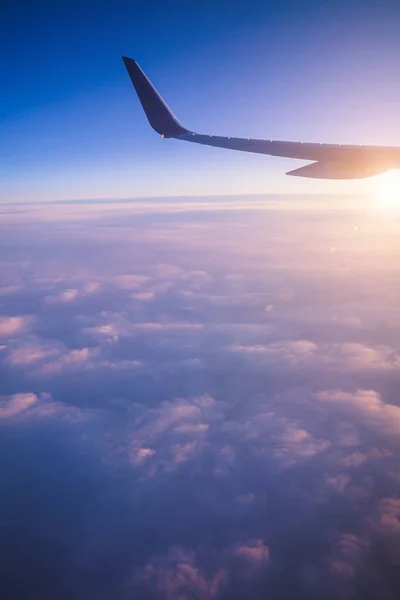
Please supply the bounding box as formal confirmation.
[2,0,400,201]
[2,195,400,599]
[3,2,400,599]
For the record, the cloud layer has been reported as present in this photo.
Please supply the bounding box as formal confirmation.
[1,197,400,599]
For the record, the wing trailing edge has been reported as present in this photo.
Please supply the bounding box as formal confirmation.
[286,161,391,179]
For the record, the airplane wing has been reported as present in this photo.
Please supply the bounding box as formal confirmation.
[122,56,400,180]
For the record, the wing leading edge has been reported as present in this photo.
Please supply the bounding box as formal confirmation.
[122,56,400,180]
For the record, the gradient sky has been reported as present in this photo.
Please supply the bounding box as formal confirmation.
[4,3,400,597]
[2,0,400,202]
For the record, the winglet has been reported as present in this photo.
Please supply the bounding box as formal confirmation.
[122,57,191,138]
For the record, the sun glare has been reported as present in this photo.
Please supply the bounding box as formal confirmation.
[372,170,400,212]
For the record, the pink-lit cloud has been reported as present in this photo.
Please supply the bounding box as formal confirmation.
[316,389,400,436]
[228,340,400,372]
[0,392,38,419]
[0,316,31,338]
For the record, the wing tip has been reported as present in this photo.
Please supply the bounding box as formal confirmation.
[122,56,190,138]
[122,56,136,65]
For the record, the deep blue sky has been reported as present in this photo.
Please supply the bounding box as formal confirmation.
[2,0,400,201]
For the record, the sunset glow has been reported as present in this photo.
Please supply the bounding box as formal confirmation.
[3,1,400,599]
[373,170,400,212]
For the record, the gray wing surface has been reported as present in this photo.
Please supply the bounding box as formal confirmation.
[122,56,400,180]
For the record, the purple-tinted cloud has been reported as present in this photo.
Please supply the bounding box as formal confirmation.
[1,197,400,599]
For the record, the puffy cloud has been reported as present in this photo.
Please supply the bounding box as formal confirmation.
[128,395,214,474]
[6,339,61,365]
[3,199,400,599]
[228,340,400,372]
[114,274,148,290]
[316,389,400,436]
[132,540,269,599]
[45,288,80,303]
[4,336,102,376]
[130,447,156,465]
[375,498,400,536]
[230,340,317,358]
[84,323,120,342]
[273,424,330,466]
[39,346,101,375]
[83,281,101,293]
[0,316,31,338]
[234,539,270,566]
[44,282,102,304]
[0,285,23,296]
[133,546,227,600]
[132,322,204,331]
[83,313,204,345]
[0,391,89,423]
[336,534,369,562]
[0,392,38,419]
[125,389,334,483]
[132,291,156,301]
[368,499,400,566]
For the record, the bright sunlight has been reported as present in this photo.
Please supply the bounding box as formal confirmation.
[372,170,400,212]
